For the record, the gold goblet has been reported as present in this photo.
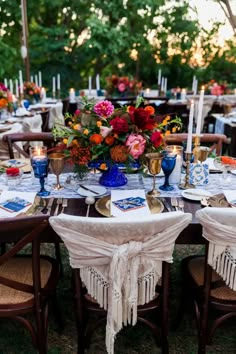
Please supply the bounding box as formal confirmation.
[198,146,210,163]
[145,152,163,197]
[49,153,65,190]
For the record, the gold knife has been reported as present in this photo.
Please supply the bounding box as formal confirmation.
[46,197,54,215]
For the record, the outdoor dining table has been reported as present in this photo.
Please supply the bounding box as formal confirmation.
[2,166,234,245]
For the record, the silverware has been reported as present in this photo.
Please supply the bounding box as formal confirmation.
[79,184,100,195]
[61,198,68,213]
[171,197,179,211]
[54,198,62,216]
[160,198,172,212]
[46,197,54,215]
[178,199,185,212]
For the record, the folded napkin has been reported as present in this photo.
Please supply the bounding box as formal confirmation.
[15,107,31,117]
[0,191,36,218]
[111,189,151,218]
[223,190,236,207]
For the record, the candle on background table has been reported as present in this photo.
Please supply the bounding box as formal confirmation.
[186,100,194,153]
[88,76,92,95]
[30,75,33,83]
[19,70,23,95]
[96,74,100,91]
[4,78,8,88]
[34,75,38,87]
[158,69,161,86]
[15,79,19,98]
[164,78,167,95]
[161,77,164,93]
[38,71,42,87]
[41,87,46,101]
[57,73,60,91]
[69,88,76,102]
[193,79,198,95]
[52,76,56,95]
[234,88,236,96]
[9,79,13,94]
[181,88,186,101]
[192,75,196,92]
[196,86,205,135]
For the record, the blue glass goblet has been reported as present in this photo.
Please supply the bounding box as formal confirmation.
[159,154,177,191]
[31,155,50,196]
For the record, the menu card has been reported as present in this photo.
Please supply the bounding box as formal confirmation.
[0,191,36,218]
[223,190,236,207]
[111,189,151,217]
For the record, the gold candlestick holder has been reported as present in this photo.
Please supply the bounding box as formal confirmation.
[179,152,195,190]
[193,135,201,163]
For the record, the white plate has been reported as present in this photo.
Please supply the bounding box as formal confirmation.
[77,185,107,197]
[181,189,212,201]
[231,170,236,175]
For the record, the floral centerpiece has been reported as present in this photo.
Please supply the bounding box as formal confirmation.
[53,97,182,183]
[23,81,41,102]
[105,75,142,97]
[0,83,13,111]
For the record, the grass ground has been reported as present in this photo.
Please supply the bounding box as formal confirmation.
[0,244,236,354]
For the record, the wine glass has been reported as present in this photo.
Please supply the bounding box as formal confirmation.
[198,147,210,163]
[145,152,163,196]
[214,156,236,185]
[159,154,177,191]
[30,146,50,196]
[49,153,65,190]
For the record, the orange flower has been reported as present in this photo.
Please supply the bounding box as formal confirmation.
[165,130,171,136]
[99,163,107,170]
[63,138,68,145]
[83,129,89,135]
[110,145,128,162]
[105,136,115,146]
[144,105,155,115]
[89,133,103,144]
[0,98,7,108]
[97,121,102,127]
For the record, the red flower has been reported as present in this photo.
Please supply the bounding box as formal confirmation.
[110,116,129,133]
[150,131,162,148]
[130,108,155,130]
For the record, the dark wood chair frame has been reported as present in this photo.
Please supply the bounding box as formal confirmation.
[164,133,229,156]
[0,216,61,353]
[176,247,236,354]
[73,261,170,354]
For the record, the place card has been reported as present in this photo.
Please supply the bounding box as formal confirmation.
[0,197,31,213]
[111,189,151,217]
[0,191,36,218]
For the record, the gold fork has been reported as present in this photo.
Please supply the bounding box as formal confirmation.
[178,199,184,212]
[54,198,62,216]
[171,197,179,211]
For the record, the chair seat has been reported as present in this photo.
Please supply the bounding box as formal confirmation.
[0,256,52,306]
[187,256,236,302]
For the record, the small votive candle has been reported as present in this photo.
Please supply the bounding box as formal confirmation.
[6,167,22,186]
[165,145,183,184]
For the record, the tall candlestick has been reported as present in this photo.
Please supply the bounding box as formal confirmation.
[196,86,204,135]
[30,75,33,83]
[4,78,8,88]
[161,77,164,92]
[158,69,161,86]
[19,70,23,95]
[57,74,60,90]
[34,74,38,87]
[52,77,56,94]
[186,100,194,153]
[96,74,100,91]
[9,79,13,94]
[15,79,19,98]
[38,71,42,87]
[88,76,92,95]
[164,78,167,95]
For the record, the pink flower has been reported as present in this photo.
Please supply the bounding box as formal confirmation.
[93,100,114,118]
[125,133,146,159]
[75,109,81,116]
[118,83,126,92]
[100,126,113,138]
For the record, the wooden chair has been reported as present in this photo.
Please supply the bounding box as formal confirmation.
[49,212,191,354]
[176,208,236,354]
[164,133,229,156]
[0,215,61,353]
[2,132,60,159]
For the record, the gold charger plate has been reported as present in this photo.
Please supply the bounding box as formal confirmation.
[18,196,46,217]
[201,193,231,208]
[95,195,164,217]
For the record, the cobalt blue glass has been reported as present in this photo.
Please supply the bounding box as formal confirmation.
[23,100,30,109]
[31,156,50,196]
[99,164,128,187]
[159,154,177,191]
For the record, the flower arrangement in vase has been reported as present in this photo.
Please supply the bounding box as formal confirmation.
[52,96,182,182]
[0,83,13,113]
[23,81,41,103]
[105,75,142,98]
